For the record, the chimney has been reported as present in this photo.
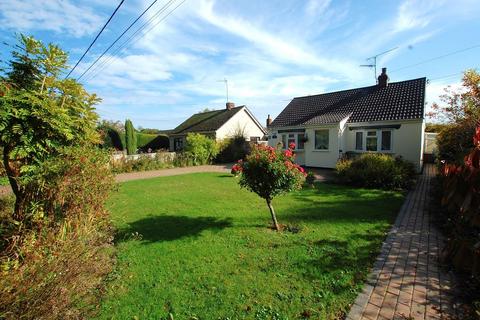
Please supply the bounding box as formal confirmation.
[378,67,389,88]
[266,114,272,127]
[226,102,235,110]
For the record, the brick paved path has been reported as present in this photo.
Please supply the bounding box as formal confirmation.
[347,164,458,320]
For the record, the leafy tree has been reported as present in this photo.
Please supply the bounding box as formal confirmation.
[427,69,480,124]
[98,119,124,133]
[184,133,219,165]
[0,34,100,218]
[428,70,480,163]
[124,119,137,155]
[234,143,306,230]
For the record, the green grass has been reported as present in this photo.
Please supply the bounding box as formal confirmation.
[97,173,404,320]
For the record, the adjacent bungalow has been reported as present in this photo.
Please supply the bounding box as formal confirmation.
[267,68,426,171]
[169,102,267,151]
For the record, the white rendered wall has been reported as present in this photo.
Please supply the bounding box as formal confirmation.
[216,107,266,141]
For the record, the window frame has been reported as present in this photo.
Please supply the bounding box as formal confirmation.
[355,131,363,151]
[280,132,305,151]
[354,129,393,153]
[314,129,330,151]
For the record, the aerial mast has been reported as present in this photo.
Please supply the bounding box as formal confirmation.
[360,47,398,83]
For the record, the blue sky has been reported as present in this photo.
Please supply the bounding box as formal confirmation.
[0,0,479,129]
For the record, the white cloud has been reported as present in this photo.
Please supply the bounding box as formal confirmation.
[394,0,444,33]
[0,0,105,37]
[305,0,331,16]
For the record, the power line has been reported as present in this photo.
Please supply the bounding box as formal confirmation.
[428,72,463,82]
[84,0,186,83]
[77,0,160,81]
[65,0,125,79]
[83,0,179,82]
[391,44,480,73]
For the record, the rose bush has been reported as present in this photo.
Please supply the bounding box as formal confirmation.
[235,143,306,230]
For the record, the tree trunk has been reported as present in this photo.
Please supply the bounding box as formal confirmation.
[2,147,24,219]
[266,199,279,231]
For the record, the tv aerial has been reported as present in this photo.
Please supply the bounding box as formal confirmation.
[360,47,398,83]
[217,78,229,102]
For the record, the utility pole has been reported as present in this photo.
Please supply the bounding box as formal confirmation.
[360,47,398,83]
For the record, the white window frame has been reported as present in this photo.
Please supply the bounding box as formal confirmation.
[314,129,330,151]
[354,129,393,153]
[280,132,305,151]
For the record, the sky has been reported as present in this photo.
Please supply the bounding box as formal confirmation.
[0,0,479,129]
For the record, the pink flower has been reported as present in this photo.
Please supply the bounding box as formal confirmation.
[288,142,296,150]
[284,149,293,157]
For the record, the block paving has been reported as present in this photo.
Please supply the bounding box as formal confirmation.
[347,164,459,320]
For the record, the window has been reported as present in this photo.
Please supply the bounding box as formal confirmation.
[250,136,260,143]
[287,134,296,148]
[366,131,377,151]
[174,137,183,151]
[314,130,329,150]
[355,129,393,152]
[355,132,363,150]
[381,131,392,151]
[282,133,297,149]
[297,133,305,150]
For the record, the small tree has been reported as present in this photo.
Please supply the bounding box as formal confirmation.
[125,119,137,155]
[234,143,306,230]
[0,34,100,218]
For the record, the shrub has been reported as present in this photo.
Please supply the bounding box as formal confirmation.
[184,133,219,165]
[103,127,124,150]
[437,121,476,165]
[138,134,169,152]
[440,127,480,276]
[305,171,315,187]
[0,146,115,319]
[216,134,251,163]
[236,143,306,230]
[336,153,416,190]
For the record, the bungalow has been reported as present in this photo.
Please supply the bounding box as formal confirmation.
[267,68,426,171]
[169,102,267,151]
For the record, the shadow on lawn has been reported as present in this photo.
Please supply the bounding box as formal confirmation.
[284,185,402,224]
[116,215,232,244]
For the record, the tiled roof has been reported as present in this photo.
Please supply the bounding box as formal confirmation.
[270,78,426,127]
[172,106,244,134]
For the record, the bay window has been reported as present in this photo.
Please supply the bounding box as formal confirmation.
[355,129,392,152]
[281,132,304,150]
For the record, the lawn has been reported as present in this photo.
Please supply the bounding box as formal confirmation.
[97,173,404,320]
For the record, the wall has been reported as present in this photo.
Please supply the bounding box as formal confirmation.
[268,124,340,168]
[216,107,266,141]
[304,125,340,168]
[111,151,176,162]
[344,120,425,171]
